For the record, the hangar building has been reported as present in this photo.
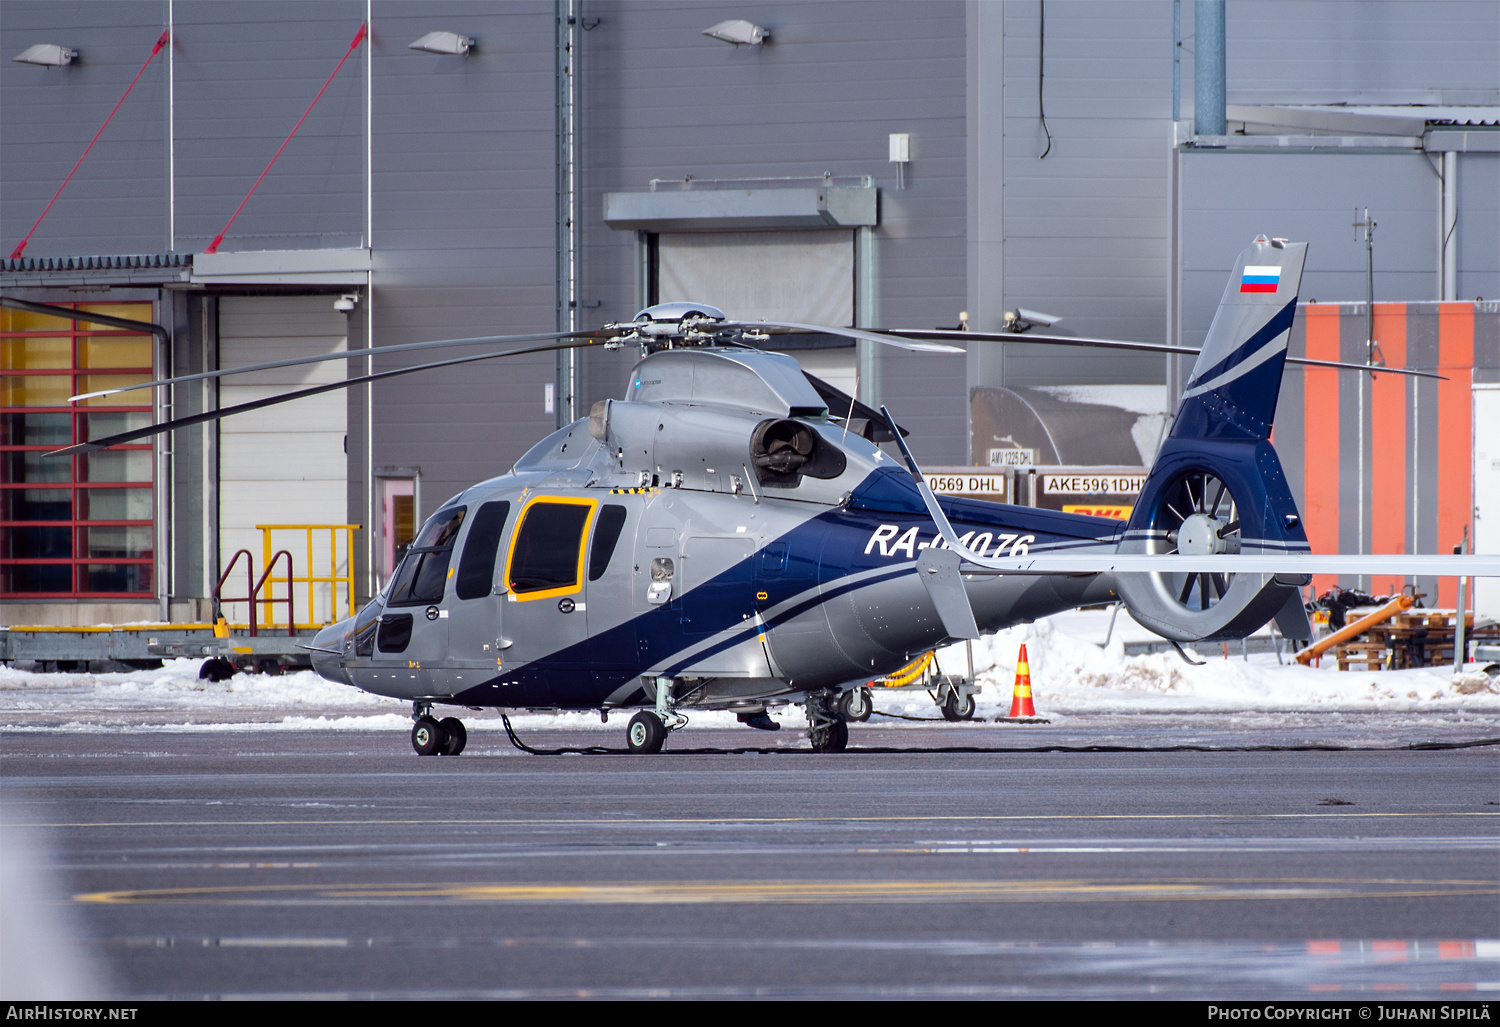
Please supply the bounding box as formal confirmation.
[2,1,1496,627]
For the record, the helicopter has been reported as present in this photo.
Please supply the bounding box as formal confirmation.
[53,236,1498,754]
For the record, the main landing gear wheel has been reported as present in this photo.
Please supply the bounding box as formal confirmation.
[840,686,872,722]
[627,711,666,754]
[807,692,849,753]
[412,716,444,756]
[810,715,848,753]
[940,689,975,722]
[438,717,467,756]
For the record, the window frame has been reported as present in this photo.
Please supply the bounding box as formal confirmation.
[1,302,156,598]
[503,495,598,602]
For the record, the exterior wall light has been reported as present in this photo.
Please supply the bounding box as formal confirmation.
[13,44,79,67]
[408,31,475,55]
[703,20,769,46]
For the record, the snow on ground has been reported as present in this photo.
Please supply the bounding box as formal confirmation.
[1,608,1496,734]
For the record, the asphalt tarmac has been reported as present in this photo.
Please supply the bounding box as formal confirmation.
[3,721,1497,999]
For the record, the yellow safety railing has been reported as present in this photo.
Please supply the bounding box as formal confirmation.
[256,524,361,629]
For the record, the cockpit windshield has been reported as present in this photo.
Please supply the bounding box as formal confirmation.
[386,506,467,606]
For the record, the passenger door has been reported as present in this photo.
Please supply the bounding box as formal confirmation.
[498,495,597,704]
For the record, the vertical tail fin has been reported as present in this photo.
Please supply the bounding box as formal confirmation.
[1171,236,1307,441]
[1113,237,1311,643]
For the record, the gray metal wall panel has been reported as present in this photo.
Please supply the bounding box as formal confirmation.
[577,1,969,465]
[1336,306,1363,588]
[0,1,168,254]
[1478,301,1500,385]
[367,3,558,515]
[1457,153,1499,304]
[1180,152,1439,350]
[172,1,368,251]
[1277,315,1305,522]
[1225,1,1500,105]
[998,0,1172,383]
[1409,304,1441,600]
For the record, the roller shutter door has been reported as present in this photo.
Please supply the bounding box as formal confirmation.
[217,296,347,623]
[657,230,857,396]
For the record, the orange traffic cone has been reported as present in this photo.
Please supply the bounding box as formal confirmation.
[1009,643,1036,717]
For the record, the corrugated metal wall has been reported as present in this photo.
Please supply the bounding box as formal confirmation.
[1278,301,1499,609]
[3,0,1497,589]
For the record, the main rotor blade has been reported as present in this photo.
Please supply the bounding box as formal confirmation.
[718,320,965,355]
[881,329,1445,380]
[67,328,609,403]
[48,338,602,457]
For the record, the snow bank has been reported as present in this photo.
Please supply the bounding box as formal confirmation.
[2,609,1496,733]
[941,614,1500,718]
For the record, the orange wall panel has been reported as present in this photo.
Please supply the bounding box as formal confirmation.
[1302,306,1341,597]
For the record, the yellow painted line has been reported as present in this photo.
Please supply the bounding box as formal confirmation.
[27,811,1500,829]
[75,878,1499,907]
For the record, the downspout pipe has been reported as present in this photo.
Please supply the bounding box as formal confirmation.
[1194,0,1226,137]
[0,295,169,344]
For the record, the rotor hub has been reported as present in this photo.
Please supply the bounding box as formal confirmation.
[1177,512,1228,556]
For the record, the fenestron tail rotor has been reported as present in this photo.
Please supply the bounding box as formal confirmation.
[1147,470,1242,613]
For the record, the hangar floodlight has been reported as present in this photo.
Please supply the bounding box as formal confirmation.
[13,44,79,67]
[408,31,475,56]
[703,20,769,46]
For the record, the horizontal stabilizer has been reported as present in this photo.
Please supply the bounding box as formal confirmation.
[950,552,1500,578]
[916,548,981,640]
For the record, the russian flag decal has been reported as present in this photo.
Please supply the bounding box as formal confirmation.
[1240,265,1281,293]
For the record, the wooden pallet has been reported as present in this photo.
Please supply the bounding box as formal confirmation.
[1331,610,1491,671]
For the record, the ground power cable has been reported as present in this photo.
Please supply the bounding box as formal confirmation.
[498,716,1498,757]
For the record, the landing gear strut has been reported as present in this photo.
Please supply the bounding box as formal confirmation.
[806,690,849,753]
[625,676,687,754]
[410,702,467,756]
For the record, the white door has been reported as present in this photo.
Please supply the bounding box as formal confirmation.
[1474,385,1499,619]
[217,296,348,627]
[657,229,859,396]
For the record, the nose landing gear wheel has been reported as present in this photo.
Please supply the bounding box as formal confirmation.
[412,716,444,755]
[438,717,467,755]
[626,711,666,754]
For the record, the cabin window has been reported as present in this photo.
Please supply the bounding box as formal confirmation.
[455,501,510,600]
[588,504,628,581]
[506,499,594,598]
[376,613,413,653]
[386,506,466,606]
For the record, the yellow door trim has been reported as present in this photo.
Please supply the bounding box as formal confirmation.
[503,495,599,603]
